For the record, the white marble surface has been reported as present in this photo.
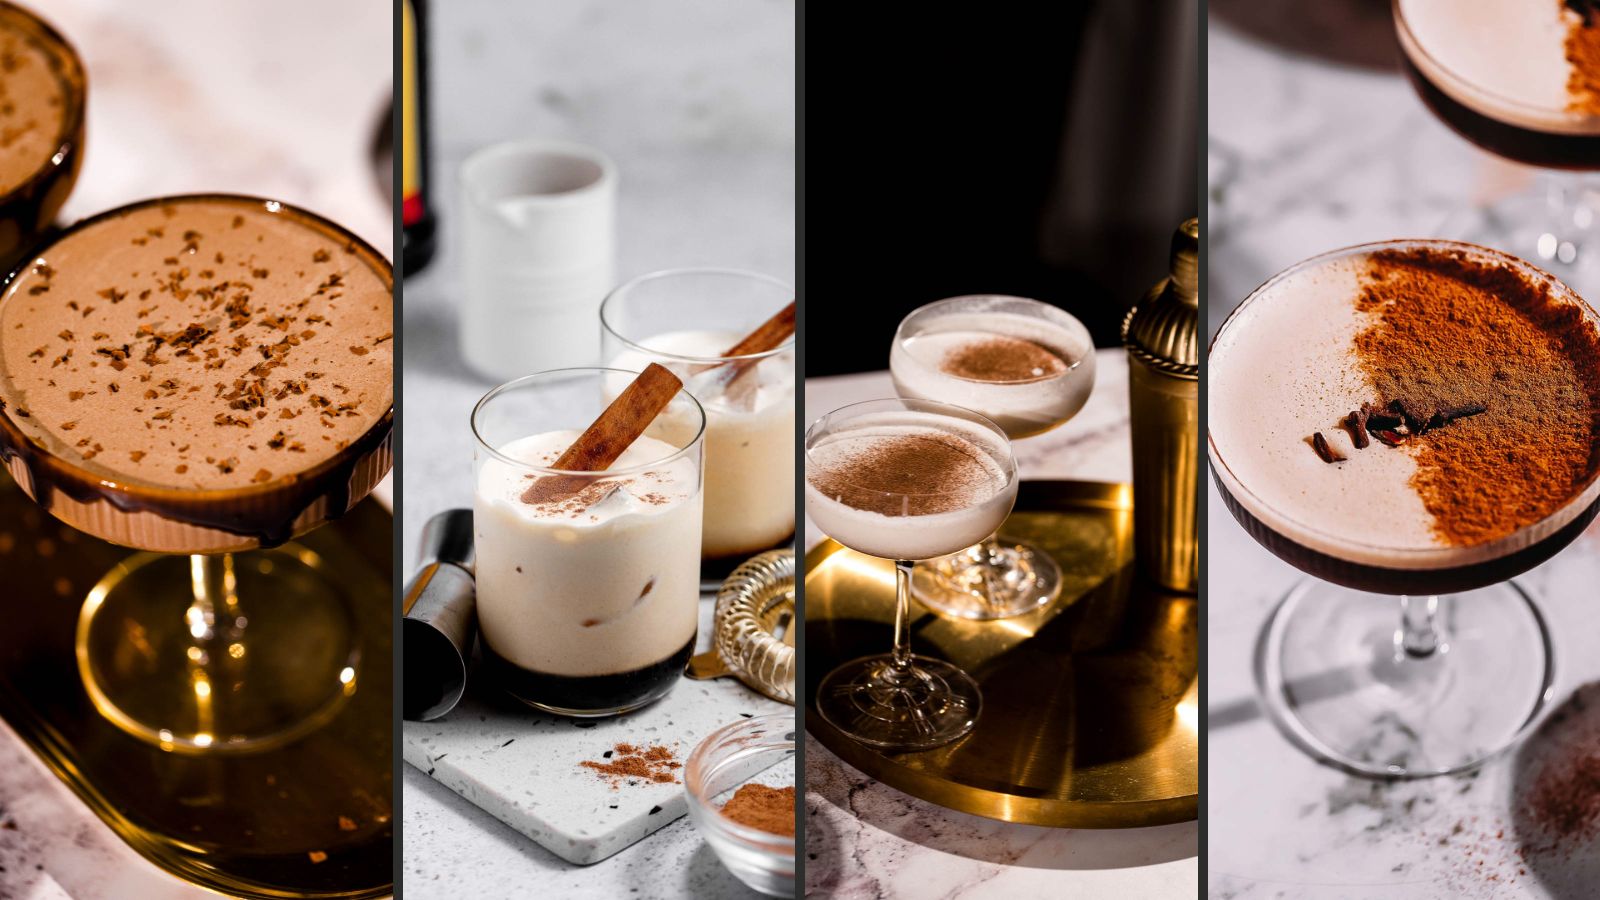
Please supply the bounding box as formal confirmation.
[1208,11,1600,899]
[399,1,794,897]
[801,356,1201,899]
[0,2,392,898]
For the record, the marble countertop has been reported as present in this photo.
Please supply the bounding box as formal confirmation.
[1208,11,1600,899]
[0,2,391,898]
[400,1,794,898]
[801,358,1201,899]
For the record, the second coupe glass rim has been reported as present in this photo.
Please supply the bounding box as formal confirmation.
[803,396,1017,500]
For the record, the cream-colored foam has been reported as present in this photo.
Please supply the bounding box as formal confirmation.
[474,431,702,677]
[1398,0,1600,134]
[0,198,393,491]
[890,314,1094,438]
[804,411,1016,561]
[611,329,794,558]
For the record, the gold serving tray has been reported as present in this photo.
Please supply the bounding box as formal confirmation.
[0,475,393,898]
[805,480,1198,829]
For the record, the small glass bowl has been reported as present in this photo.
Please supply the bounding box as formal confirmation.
[683,713,796,896]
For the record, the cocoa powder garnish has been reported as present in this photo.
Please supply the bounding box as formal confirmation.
[1354,248,1600,547]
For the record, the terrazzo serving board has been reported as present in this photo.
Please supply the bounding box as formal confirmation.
[402,598,791,865]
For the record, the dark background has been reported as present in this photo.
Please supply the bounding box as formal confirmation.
[806,3,1198,376]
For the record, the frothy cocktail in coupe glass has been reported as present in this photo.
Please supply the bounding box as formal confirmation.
[602,269,794,564]
[888,295,1094,620]
[1394,0,1600,295]
[1209,238,1600,778]
[805,398,1018,751]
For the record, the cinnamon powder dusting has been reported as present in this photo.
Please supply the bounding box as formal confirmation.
[807,432,1002,516]
[1354,248,1600,547]
[939,335,1068,383]
[1565,0,1600,115]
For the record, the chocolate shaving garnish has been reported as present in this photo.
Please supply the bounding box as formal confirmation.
[1342,410,1371,450]
[1310,432,1344,464]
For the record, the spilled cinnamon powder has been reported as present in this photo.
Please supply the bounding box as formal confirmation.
[939,335,1068,383]
[578,742,682,786]
[1353,248,1600,546]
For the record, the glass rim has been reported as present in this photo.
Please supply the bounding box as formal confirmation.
[1207,237,1600,562]
[0,2,87,206]
[600,267,797,365]
[471,366,708,478]
[1392,0,1600,131]
[892,293,1091,385]
[803,397,1017,500]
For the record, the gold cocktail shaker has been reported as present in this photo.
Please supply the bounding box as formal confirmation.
[1122,218,1199,592]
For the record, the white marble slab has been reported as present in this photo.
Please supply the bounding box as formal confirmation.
[402,598,790,866]
[1208,12,1600,899]
[0,2,391,897]
[802,354,1202,898]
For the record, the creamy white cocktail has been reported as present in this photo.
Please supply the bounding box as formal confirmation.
[471,368,707,715]
[603,270,795,563]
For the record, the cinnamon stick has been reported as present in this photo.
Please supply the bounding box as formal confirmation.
[521,363,683,504]
[691,301,796,376]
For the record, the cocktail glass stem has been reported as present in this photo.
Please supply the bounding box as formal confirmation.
[891,559,914,670]
[1397,594,1442,659]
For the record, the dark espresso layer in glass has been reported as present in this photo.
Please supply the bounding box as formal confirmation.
[1402,57,1600,170]
[481,635,695,715]
[1214,470,1600,595]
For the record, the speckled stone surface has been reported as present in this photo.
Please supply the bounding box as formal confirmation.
[402,597,790,866]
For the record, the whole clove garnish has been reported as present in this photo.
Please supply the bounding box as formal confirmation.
[1387,398,1430,434]
[1429,403,1487,429]
[1310,432,1345,464]
[1374,429,1405,448]
[1361,402,1404,434]
[1342,409,1371,449]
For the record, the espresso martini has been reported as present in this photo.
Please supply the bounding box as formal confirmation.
[0,195,394,551]
[1210,240,1600,594]
[1396,0,1600,167]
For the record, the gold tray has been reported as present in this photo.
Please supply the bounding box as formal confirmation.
[0,475,393,898]
[804,480,1198,829]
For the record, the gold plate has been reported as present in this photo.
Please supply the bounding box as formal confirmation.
[0,475,392,898]
[805,481,1198,829]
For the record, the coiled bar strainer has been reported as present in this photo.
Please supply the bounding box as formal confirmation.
[687,549,795,704]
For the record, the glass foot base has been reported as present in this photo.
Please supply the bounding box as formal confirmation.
[77,546,360,755]
[1257,579,1553,778]
[816,654,981,752]
[1445,180,1600,302]
[910,538,1063,620]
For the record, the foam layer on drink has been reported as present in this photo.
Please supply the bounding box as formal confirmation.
[1398,0,1600,133]
[474,430,702,677]
[1209,245,1600,569]
[0,198,393,491]
[0,9,72,196]
[611,328,794,558]
[891,312,1093,439]
[805,411,1015,561]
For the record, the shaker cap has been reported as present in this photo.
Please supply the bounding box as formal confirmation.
[1122,217,1199,379]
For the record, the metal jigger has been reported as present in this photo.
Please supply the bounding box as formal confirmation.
[1122,218,1199,593]
[402,509,477,720]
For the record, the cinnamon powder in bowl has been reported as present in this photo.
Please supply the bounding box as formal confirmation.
[682,714,795,896]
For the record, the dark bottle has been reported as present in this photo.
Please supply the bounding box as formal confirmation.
[401,0,437,276]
